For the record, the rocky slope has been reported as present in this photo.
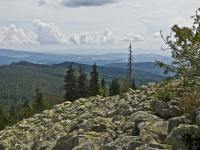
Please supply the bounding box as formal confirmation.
[0,84,200,150]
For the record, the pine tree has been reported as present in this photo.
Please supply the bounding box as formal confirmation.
[64,63,78,101]
[100,78,107,97]
[109,79,121,96]
[89,63,100,96]
[0,105,5,130]
[122,78,130,93]
[132,78,137,90]
[77,65,88,98]
[33,88,44,113]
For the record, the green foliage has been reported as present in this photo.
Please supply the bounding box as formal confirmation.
[121,78,129,93]
[32,88,45,113]
[160,9,200,89]
[77,65,89,98]
[132,78,137,90]
[89,64,100,96]
[109,79,121,96]
[100,78,108,97]
[155,80,179,102]
[179,91,200,114]
[0,105,6,130]
[64,63,78,101]
[0,61,163,105]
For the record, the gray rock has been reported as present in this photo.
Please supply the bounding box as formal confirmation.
[192,107,200,126]
[138,120,168,144]
[129,111,161,124]
[168,116,190,133]
[101,144,118,150]
[108,135,140,149]
[53,134,80,150]
[166,124,200,150]
[151,100,168,113]
[196,114,200,126]
[73,141,100,150]
[127,141,144,150]
[0,144,5,150]
[151,100,182,119]
[91,124,107,132]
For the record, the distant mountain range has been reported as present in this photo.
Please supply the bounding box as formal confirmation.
[0,49,172,66]
[0,49,172,103]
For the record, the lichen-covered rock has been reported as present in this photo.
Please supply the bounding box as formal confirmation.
[138,120,168,144]
[166,124,200,150]
[0,86,178,150]
[192,107,200,126]
[151,100,182,119]
[168,116,190,133]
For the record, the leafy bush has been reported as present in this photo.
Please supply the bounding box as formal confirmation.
[158,8,200,95]
[155,80,179,102]
[178,91,200,114]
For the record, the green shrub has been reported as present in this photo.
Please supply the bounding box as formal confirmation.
[155,80,178,102]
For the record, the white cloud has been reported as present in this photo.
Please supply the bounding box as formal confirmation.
[0,24,38,45]
[101,28,116,43]
[0,20,145,46]
[38,0,119,7]
[123,34,144,42]
[68,28,120,44]
[33,19,68,44]
[68,33,80,44]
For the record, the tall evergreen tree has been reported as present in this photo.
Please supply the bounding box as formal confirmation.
[132,78,137,90]
[128,42,137,90]
[77,65,88,98]
[33,88,44,113]
[101,78,106,88]
[109,79,121,96]
[89,63,100,96]
[100,78,107,97]
[64,63,78,101]
[122,78,130,93]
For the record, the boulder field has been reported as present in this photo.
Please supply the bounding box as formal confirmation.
[0,84,200,150]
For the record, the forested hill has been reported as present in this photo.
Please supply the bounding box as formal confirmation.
[0,61,163,104]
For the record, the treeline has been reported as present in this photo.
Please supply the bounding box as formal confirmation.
[0,62,136,130]
[0,88,49,130]
[0,42,136,130]
[64,63,135,101]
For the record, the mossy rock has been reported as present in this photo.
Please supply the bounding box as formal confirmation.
[166,124,200,150]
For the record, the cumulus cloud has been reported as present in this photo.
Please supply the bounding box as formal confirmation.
[33,19,68,44]
[0,20,145,46]
[0,24,38,45]
[68,28,119,44]
[123,34,144,42]
[38,0,119,7]
[101,28,116,43]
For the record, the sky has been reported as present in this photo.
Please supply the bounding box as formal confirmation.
[0,0,199,55]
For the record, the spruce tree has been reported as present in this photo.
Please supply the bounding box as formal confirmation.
[122,78,130,93]
[33,88,44,113]
[64,63,78,101]
[89,63,100,96]
[109,79,121,96]
[132,78,137,90]
[77,65,88,98]
[100,78,107,97]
